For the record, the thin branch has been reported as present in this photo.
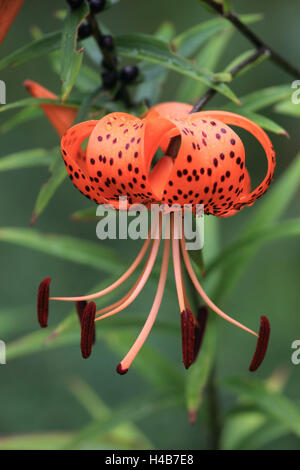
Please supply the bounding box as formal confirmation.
[202,0,300,78]
[191,46,269,113]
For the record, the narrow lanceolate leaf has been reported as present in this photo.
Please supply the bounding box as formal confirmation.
[0,98,80,113]
[0,31,61,71]
[213,152,300,300]
[0,107,43,134]
[223,84,292,113]
[0,228,122,273]
[63,395,181,450]
[224,48,270,79]
[115,34,239,104]
[208,219,300,274]
[31,162,67,226]
[173,14,262,57]
[185,216,221,421]
[223,377,300,438]
[0,148,54,172]
[221,409,288,450]
[60,2,89,101]
[71,207,99,222]
[177,29,233,103]
[236,111,288,136]
[68,378,153,449]
[185,315,217,422]
[275,99,300,118]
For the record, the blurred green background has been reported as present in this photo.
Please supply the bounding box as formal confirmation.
[0,0,299,450]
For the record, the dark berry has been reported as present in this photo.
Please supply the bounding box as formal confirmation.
[78,21,92,40]
[102,55,118,70]
[102,70,118,89]
[99,35,114,51]
[120,65,139,84]
[66,0,84,10]
[88,0,106,13]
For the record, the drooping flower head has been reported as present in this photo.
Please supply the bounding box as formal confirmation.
[37,102,274,375]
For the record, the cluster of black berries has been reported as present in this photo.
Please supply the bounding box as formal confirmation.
[67,0,106,13]
[100,36,139,90]
[66,0,139,91]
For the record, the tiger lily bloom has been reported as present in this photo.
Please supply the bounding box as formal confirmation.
[24,80,77,137]
[0,0,23,46]
[37,102,274,373]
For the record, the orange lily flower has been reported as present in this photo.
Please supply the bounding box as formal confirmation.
[24,80,77,137]
[0,0,23,46]
[38,103,274,373]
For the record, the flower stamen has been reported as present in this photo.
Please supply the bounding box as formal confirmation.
[180,238,258,337]
[249,316,270,371]
[80,301,96,359]
[117,238,170,374]
[37,278,51,328]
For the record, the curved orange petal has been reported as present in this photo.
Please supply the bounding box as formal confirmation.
[0,0,23,46]
[147,102,192,153]
[61,120,107,204]
[197,111,276,213]
[85,112,174,205]
[24,80,77,137]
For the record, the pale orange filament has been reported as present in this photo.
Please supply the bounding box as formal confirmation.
[180,238,258,337]
[171,214,186,312]
[95,219,162,322]
[50,234,151,302]
[119,237,170,371]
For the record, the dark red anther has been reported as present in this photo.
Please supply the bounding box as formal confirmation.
[116,363,128,375]
[249,316,270,372]
[37,277,51,328]
[194,306,209,362]
[76,300,96,345]
[181,309,196,369]
[80,301,96,359]
[76,301,87,324]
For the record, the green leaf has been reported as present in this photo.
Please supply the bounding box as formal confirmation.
[71,207,98,222]
[63,394,181,450]
[0,148,54,172]
[223,84,291,112]
[68,378,153,449]
[221,408,287,450]
[223,376,300,439]
[0,228,122,274]
[115,34,239,104]
[154,21,176,41]
[0,432,72,450]
[184,215,221,419]
[177,29,232,103]
[208,219,300,275]
[224,48,270,78]
[31,161,67,226]
[213,152,300,299]
[275,99,300,118]
[0,31,61,71]
[0,107,43,134]
[173,14,262,57]
[185,315,217,420]
[235,111,288,136]
[60,2,89,101]
[0,98,80,113]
